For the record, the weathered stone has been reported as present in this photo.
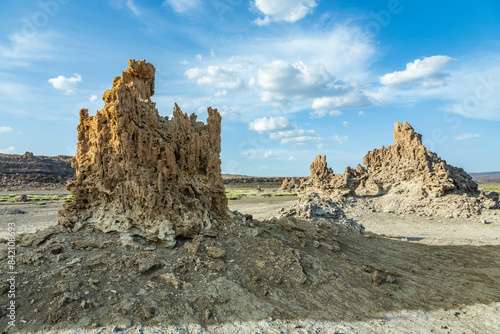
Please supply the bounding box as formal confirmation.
[58,60,228,246]
[284,122,498,219]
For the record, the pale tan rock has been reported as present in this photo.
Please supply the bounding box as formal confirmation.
[58,60,228,246]
[285,121,498,219]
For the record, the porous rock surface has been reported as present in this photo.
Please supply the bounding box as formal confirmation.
[282,122,498,219]
[357,122,498,217]
[58,60,227,245]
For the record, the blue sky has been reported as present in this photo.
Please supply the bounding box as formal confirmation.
[0,0,499,176]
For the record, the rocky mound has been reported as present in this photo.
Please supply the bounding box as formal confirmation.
[3,213,500,333]
[285,122,498,219]
[58,60,227,246]
[0,152,74,189]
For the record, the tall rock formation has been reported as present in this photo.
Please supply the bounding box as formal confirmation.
[58,60,228,246]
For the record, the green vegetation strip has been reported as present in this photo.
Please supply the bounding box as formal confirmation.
[478,183,500,194]
[0,194,75,203]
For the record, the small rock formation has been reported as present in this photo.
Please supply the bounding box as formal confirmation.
[58,60,228,246]
[278,156,365,231]
[280,177,306,192]
[282,122,498,219]
[299,155,367,197]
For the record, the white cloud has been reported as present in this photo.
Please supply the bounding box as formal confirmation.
[312,90,373,110]
[0,31,58,67]
[254,16,272,26]
[210,49,216,58]
[185,66,244,90]
[358,111,365,116]
[215,90,227,97]
[163,0,201,14]
[455,133,480,141]
[333,134,348,144]
[252,0,317,24]
[89,95,97,102]
[373,54,500,120]
[250,60,331,105]
[249,116,292,133]
[249,116,323,145]
[275,27,376,81]
[342,121,349,127]
[309,109,342,119]
[0,126,13,133]
[272,128,323,145]
[241,149,299,161]
[0,146,15,153]
[48,73,82,94]
[380,56,453,88]
[196,54,203,61]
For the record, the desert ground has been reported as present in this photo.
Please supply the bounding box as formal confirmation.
[1,183,499,333]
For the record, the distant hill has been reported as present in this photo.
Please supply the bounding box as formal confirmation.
[470,172,500,183]
[0,152,75,189]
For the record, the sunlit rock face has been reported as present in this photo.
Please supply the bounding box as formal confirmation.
[58,60,228,246]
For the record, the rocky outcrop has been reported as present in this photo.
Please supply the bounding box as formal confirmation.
[278,156,365,231]
[360,122,477,197]
[299,155,367,197]
[280,177,306,192]
[58,60,228,246]
[283,122,498,219]
[356,122,498,217]
[0,152,74,189]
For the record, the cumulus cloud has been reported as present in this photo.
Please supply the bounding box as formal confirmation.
[250,60,331,105]
[48,73,82,94]
[380,56,453,88]
[358,111,365,116]
[185,66,244,90]
[89,95,97,102]
[455,133,480,141]
[249,116,293,133]
[342,121,349,127]
[0,146,15,153]
[0,126,13,133]
[163,0,201,14]
[249,116,323,145]
[252,0,317,24]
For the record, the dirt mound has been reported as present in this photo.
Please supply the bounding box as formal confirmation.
[287,122,498,218]
[0,152,74,189]
[58,60,227,246]
[2,215,500,333]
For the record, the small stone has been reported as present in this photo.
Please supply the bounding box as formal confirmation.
[206,246,225,258]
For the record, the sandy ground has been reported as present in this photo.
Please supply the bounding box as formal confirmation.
[1,190,499,333]
[2,196,500,246]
